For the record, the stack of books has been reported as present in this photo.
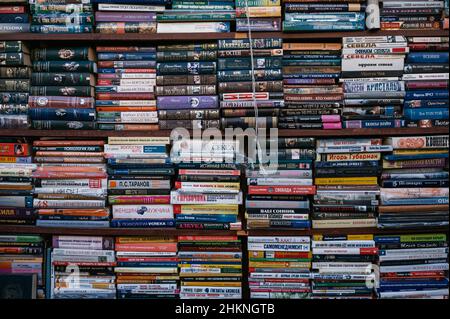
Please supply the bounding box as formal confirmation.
[104,136,175,228]
[281,42,342,130]
[0,139,35,225]
[157,0,233,33]
[403,37,449,128]
[95,45,158,131]
[95,46,158,129]
[247,236,312,299]
[29,47,96,130]
[178,235,242,298]
[311,234,378,299]
[341,36,408,129]
[0,235,45,299]
[379,135,449,229]
[156,42,220,130]
[218,38,283,129]
[312,137,390,229]
[0,0,30,33]
[29,0,94,33]
[235,0,282,31]
[283,0,366,31]
[0,41,30,129]
[32,139,109,228]
[114,236,179,299]
[49,235,117,299]
[375,233,449,299]
[379,0,444,31]
[245,137,316,230]
[95,0,162,34]
[171,139,242,230]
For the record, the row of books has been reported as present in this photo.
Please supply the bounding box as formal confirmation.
[0,134,448,230]
[2,36,449,130]
[1,0,449,33]
[1,234,447,299]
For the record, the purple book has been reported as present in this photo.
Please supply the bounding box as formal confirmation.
[157,96,219,110]
[95,12,157,22]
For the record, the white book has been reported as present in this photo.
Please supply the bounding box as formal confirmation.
[247,242,310,252]
[249,272,311,279]
[248,236,310,243]
[112,205,174,219]
[342,58,404,72]
[379,289,449,299]
[343,35,407,44]
[312,240,375,248]
[380,263,449,273]
[380,247,449,256]
[104,144,165,156]
[157,22,230,33]
[98,100,156,106]
[33,188,107,198]
[116,112,159,124]
[402,73,449,81]
[107,136,170,145]
[408,37,449,43]
[380,253,448,261]
[247,178,313,186]
[98,4,166,11]
[382,1,444,8]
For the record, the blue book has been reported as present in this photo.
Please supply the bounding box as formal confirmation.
[28,108,96,121]
[35,220,110,228]
[282,59,341,66]
[0,196,33,208]
[30,24,93,33]
[404,99,449,108]
[404,108,449,121]
[384,153,449,161]
[405,90,449,100]
[175,214,237,223]
[110,219,175,228]
[315,161,379,168]
[97,53,156,61]
[178,260,241,265]
[381,179,449,188]
[283,73,341,79]
[381,197,449,206]
[0,14,29,23]
[92,0,169,3]
[406,52,449,64]
[116,262,178,267]
[343,119,405,129]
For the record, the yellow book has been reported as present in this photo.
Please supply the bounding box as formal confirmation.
[236,6,282,18]
[175,204,239,215]
[0,156,24,163]
[313,234,374,241]
[324,153,381,161]
[181,282,241,287]
[315,177,378,185]
[107,136,169,145]
[393,149,448,155]
[249,261,311,268]
[312,219,377,229]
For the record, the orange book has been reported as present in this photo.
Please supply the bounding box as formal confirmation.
[35,166,105,172]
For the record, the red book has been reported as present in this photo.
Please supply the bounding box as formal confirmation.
[0,6,25,13]
[96,93,155,100]
[248,185,316,195]
[0,143,30,157]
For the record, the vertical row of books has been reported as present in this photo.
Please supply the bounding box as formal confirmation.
[0,139,35,225]
[29,0,94,33]
[312,137,389,229]
[114,236,179,299]
[403,37,449,128]
[96,45,158,130]
[281,41,342,130]
[32,139,109,228]
[48,235,116,298]
[219,37,283,129]
[379,135,449,229]
[0,41,30,129]
[29,47,97,130]
[156,42,219,130]
[379,0,444,31]
[0,0,29,33]
[95,0,162,34]
[171,139,243,230]
[311,234,378,299]
[247,236,311,299]
[104,136,175,228]
[245,137,315,230]
[0,235,45,298]
[235,0,282,32]
[375,233,449,299]
[178,235,242,298]
[157,0,233,33]
[283,0,366,31]
[341,35,407,129]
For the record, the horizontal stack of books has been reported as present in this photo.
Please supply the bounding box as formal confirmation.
[96,45,158,130]
[0,235,45,299]
[178,235,243,298]
[95,0,163,34]
[375,233,449,299]
[248,236,311,299]
[157,0,233,33]
[283,0,366,31]
[312,137,391,229]
[115,236,179,299]
[32,139,109,228]
[311,234,378,299]
[379,135,449,229]
[49,235,116,298]
[403,37,449,128]
[341,35,407,129]
[0,41,30,129]
[0,0,29,33]
[380,0,444,31]
[104,136,175,228]
[30,47,97,130]
[29,0,94,33]
[156,42,220,130]
[0,139,35,225]
[235,0,282,32]
[282,42,342,130]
